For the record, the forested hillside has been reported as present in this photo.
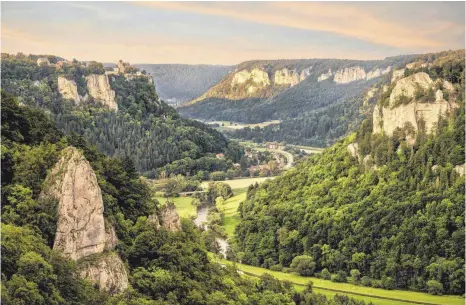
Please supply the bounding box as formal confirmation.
[135,64,233,105]
[179,56,415,147]
[1,53,238,177]
[233,51,465,295]
[1,90,372,305]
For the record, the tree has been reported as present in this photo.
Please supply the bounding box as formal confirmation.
[215,196,226,213]
[427,280,444,295]
[350,269,361,284]
[290,255,316,276]
[321,268,331,280]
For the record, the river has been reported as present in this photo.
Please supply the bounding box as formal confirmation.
[194,205,230,258]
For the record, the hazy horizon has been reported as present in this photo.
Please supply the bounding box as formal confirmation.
[2,1,465,65]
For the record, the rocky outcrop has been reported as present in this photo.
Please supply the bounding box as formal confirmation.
[443,80,454,92]
[86,74,117,111]
[42,146,128,294]
[318,69,333,82]
[391,69,405,83]
[79,252,128,294]
[455,164,465,176]
[274,68,300,86]
[388,72,433,107]
[373,73,454,137]
[58,77,81,103]
[300,66,312,80]
[347,143,360,160]
[366,66,391,81]
[42,147,106,261]
[334,66,366,84]
[37,57,50,66]
[159,204,181,232]
[232,68,270,87]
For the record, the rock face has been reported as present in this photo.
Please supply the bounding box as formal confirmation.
[373,73,454,137]
[318,69,333,82]
[334,66,366,84]
[455,164,465,176]
[37,57,50,66]
[366,66,391,80]
[58,77,81,103]
[347,143,360,160]
[86,74,117,111]
[232,68,270,87]
[300,66,312,80]
[391,68,406,83]
[388,72,433,107]
[42,147,106,261]
[42,146,128,294]
[79,252,129,294]
[159,204,181,232]
[274,68,300,86]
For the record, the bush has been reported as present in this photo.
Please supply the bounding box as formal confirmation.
[361,276,372,287]
[350,269,361,284]
[270,264,283,272]
[321,268,331,280]
[290,255,316,276]
[381,276,395,290]
[210,171,226,181]
[427,280,444,295]
[331,271,347,283]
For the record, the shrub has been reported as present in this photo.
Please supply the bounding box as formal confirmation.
[290,255,316,276]
[381,276,395,290]
[321,268,331,280]
[270,264,283,272]
[361,276,372,287]
[331,271,347,283]
[350,269,361,284]
[427,280,444,295]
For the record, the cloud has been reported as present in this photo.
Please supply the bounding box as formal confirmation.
[134,1,463,50]
[67,3,127,21]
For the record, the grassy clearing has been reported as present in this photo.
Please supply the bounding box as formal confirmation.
[154,196,196,219]
[222,192,247,238]
[210,255,464,305]
[201,177,274,190]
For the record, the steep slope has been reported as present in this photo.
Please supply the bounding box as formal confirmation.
[233,52,465,295]
[179,56,415,146]
[135,64,233,105]
[1,54,237,176]
[1,90,371,305]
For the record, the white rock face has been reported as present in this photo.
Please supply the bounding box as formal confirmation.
[105,223,118,251]
[347,143,360,159]
[274,68,300,86]
[318,69,333,82]
[42,147,106,261]
[391,69,406,83]
[366,66,391,81]
[300,66,312,80]
[231,68,270,87]
[79,252,128,294]
[86,74,118,111]
[58,77,81,103]
[454,164,465,176]
[443,80,454,92]
[159,204,181,232]
[334,66,366,84]
[389,72,433,107]
[37,57,50,66]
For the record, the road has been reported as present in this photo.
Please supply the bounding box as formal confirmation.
[268,149,294,169]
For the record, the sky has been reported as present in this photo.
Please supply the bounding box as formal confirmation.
[1,1,465,65]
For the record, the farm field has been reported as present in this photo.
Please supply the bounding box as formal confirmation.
[222,192,247,238]
[210,255,464,305]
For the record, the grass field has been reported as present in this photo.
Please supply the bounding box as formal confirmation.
[154,196,197,219]
[210,255,464,305]
[222,192,247,237]
[201,177,274,190]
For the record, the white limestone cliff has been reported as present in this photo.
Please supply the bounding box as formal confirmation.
[373,73,454,138]
[58,77,81,103]
[231,68,270,87]
[274,68,300,86]
[300,66,312,81]
[318,69,333,82]
[159,204,182,232]
[86,74,118,111]
[391,68,406,83]
[334,66,366,84]
[366,66,391,80]
[42,147,106,260]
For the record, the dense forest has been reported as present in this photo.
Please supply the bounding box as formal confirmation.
[1,53,239,177]
[233,51,465,295]
[1,90,375,305]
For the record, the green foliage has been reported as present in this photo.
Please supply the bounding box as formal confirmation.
[427,280,444,295]
[234,75,465,294]
[290,255,316,276]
